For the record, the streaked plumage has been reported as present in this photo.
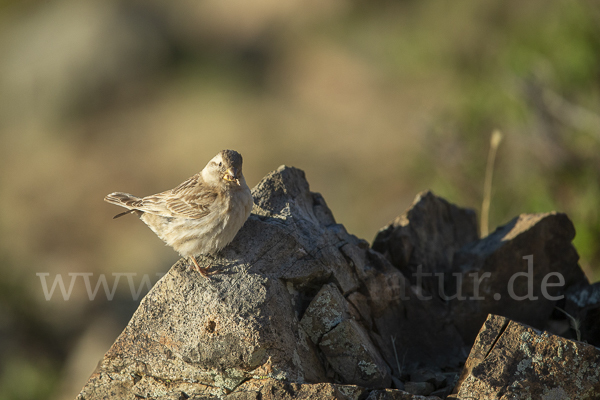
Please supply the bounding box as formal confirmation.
[104,150,253,276]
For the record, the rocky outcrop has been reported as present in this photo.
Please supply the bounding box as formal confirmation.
[77,166,596,399]
[373,194,588,346]
[451,314,600,399]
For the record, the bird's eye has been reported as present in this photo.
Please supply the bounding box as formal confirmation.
[218,162,223,167]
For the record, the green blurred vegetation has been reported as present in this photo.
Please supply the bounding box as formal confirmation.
[0,0,599,398]
[0,356,59,400]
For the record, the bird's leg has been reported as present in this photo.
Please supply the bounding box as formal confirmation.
[189,256,210,277]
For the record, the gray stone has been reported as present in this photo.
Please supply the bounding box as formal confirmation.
[452,314,600,399]
[300,283,352,345]
[346,291,373,330]
[409,369,435,385]
[227,379,367,400]
[450,212,588,345]
[76,164,598,400]
[319,319,391,388]
[372,190,479,290]
[77,166,352,398]
[230,380,440,400]
[363,192,473,374]
[76,165,402,399]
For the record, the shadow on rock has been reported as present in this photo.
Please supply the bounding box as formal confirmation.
[77,166,598,400]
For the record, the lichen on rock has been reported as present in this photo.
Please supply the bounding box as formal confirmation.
[77,166,598,400]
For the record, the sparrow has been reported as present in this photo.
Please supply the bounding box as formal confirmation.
[104,150,253,276]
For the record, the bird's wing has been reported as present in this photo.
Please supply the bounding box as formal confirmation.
[104,192,145,218]
[138,174,218,219]
[171,175,199,194]
[164,189,218,219]
[105,192,143,208]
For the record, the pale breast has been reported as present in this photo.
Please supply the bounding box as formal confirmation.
[140,184,253,258]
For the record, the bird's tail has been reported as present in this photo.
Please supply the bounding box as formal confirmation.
[104,192,143,219]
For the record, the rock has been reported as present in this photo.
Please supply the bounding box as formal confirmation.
[319,319,391,388]
[372,192,588,351]
[372,190,479,290]
[368,190,591,380]
[452,314,600,399]
[409,369,446,389]
[299,283,353,345]
[429,387,452,398]
[78,166,359,398]
[297,283,392,387]
[363,192,475,374]
[365,388,442,400]
[228,379,441,400]
[403,382,435,396]
[348,195,471,375]
[340,243,466,376]
[391,376,404,390]
[77,164,598,400]
[430,374,446,390]
[450,212,588,344]
[405,369,451,398]
[76,166,400,399]
[565,281,600,346]
[346,291,373,329]
[226,379,367,400]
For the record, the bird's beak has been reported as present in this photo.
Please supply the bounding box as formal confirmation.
[224,167,240,185]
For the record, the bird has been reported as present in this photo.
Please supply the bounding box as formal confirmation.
[104,149,253,276]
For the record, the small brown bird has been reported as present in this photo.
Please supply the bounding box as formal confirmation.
[104,150,253,276]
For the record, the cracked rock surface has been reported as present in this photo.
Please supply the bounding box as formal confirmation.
[78,166,431,399]
[452,314,600,399]
[78,166,597,399]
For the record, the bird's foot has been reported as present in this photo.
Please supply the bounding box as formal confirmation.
[189,256,211,278]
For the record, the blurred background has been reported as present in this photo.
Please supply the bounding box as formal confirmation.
[0,0,599,398]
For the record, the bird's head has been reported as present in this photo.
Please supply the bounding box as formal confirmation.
[202,150,244,186]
